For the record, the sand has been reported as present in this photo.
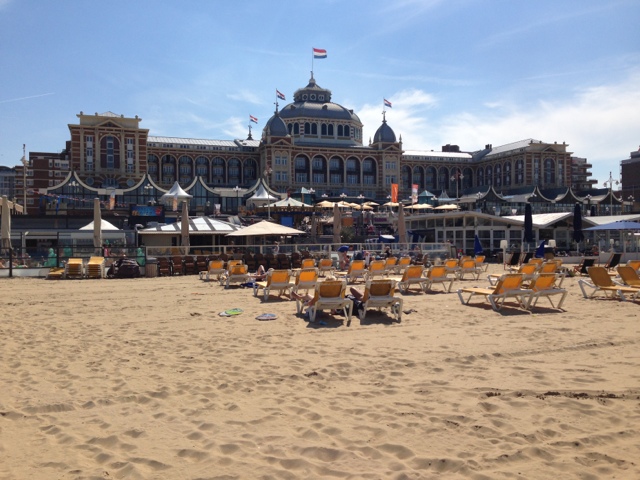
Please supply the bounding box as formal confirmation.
[1,265,639,479]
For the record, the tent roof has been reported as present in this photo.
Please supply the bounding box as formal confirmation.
[266,197,313,208]
[226,220,306,237]
[139,216,242,235]
[248,183,278,201]
[503,212,572,228]
[159,181,193,203]
[80,220,121,231]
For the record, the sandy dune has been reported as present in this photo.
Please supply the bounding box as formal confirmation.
[1,265,639,479]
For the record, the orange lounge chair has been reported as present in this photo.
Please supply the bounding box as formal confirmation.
[298,280,353,324]
[397,265,427,293]
[423,265,455,293]
[457,274,527,311]
[523,273,568,310]
[358,279,403,322]
[292,268,319,297]
[253,269,294,301]
[616,266,640,288]
[578,266,639,301]
[365,259,386,281]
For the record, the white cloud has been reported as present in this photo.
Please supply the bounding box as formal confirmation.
[227,90,262,105]
[360,70,640,184]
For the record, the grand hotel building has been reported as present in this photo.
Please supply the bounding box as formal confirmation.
[15,75,597,215]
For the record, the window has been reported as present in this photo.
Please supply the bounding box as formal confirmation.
[295,157,307,169]
[330,173,342,184]
[515,158,524,185]
[296,173,308,183]
[385,161,396,170]
[312,157,323,169]
[347,174,359,184]
[544,158,555,185]
[85,135,94,144]
[312,173,325,183]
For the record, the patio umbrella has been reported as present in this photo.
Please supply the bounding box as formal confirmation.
[474,234,483,256]
[333,203,342,244]
[534,239,547,258]
[397,203,407,245]
[1,195,11,252]
[225,220,306,237]
[434,204,459,210]
[93,198,102,252]
[316,200,335,209]
[181,201,190,255]
[573,203,584,251]
[523,203,534,244]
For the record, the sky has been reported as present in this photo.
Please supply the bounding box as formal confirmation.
[1,0,639,187]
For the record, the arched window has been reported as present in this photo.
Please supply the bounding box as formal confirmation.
[161,154,176,184]
[243,159,257,183]
[294,155,310,183]
[328,124,334,136]
[311,155,327,184]
[344,125,350,137]
[330,156,344,184]
[363,158,376,186]
[321,123,327,136]
[462,168,473,189]
[426,166,437,191]
[477,168,484,187]
[494,164,502,187]
[304,122,311,135]
[147,154,159,180]
[503,162,511,187]
[544,158,555,185]
[100,135,120,169]
[311,123,318,135]
[293,123,300,135]
[515,158,524,185]
[438,167,449,191]
[485,166,493,186]
[228,158,241,184]
[346,157,360,185]
[337,125,344,137]
[179,156,193,185]
[402,165,412,190]
[212,157,225,185]
[412,166,424,190]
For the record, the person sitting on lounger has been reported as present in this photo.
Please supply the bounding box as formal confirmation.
[250,265,270,281]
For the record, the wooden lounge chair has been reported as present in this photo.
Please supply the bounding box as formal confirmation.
[292,268,319,296]
[86,256,105,279]
[157,257,172,276]
[65,258,84,279]
[457,273,527,311]
[364,259,386,281]
[221,264,250,288]
[396,265,427,293]
[523,273,568,311]
[578,266,639,301]
[253,269,294,301]
[297,280,352,324]
[458,259,481,281]
[423,265,455,293]
[199,259,225,281]
[358,279,403,322]
[616,266,640,288]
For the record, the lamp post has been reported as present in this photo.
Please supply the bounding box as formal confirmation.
[20,145,27,212]
[264,167,273,220]
[603,171,620,215]
[628,195,635,213]
[450,168,463,199]
[585,194,592,217]
[233,185,241,214]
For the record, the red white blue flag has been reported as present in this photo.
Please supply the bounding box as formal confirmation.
[249,115,258,124]
[384,98,392,108]
[276,89,286,100]
[313,48,327,59]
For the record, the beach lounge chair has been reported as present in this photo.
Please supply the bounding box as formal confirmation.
[490,262,538,286]
[86,256,105,279]
[46,267,65,279]
[290,251,302,269]
[157,257,172,276]
[625,260,640,272]
[578,266,639,301]
[365,259,387,281]
[457,273,527,311]
[183,255,196,275]
[504,252,522,270]
[396,265,427,293]
[458,259,482,280]
[358,279,403,322]
[318,258,335,277]
[226,259,243,269]
[474,255,488,272]
[573,257,596,276]
[603,252,622,271]
[338,259,367,284]
[171,255,184,275]
[423,265,455,293]
[253,269,294,301]
[395,256,412,274]
[616,266,640,288]
[383,257,398,275]
[523,273,568,311]
[301,258,316,269]
[444,258,461,279]
[298,280,352,324]
[200,259,225,281]
[221,264,250,288]
[65,258,84,279]
[292,268,319,297]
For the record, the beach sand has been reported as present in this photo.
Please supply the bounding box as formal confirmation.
[1,264,639,479]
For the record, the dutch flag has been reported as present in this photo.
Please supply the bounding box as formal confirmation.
[276,89,286,100]
[313,48,327,59]
[250,115,258,124]
[384,98,392,109]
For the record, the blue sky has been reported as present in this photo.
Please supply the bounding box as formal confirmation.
[1,0,638,187]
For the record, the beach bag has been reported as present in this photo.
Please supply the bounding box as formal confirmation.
[107,258,140,278]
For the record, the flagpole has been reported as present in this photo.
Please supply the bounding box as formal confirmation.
[311,47,314,78]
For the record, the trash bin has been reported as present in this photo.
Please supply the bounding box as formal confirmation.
[145,257,158,278]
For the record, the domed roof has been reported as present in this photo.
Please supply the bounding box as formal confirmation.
[277,76,362,124]
[262,112,288,137]
[373,119,396,143]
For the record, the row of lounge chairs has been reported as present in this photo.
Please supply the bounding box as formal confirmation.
[578,265,640,301]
